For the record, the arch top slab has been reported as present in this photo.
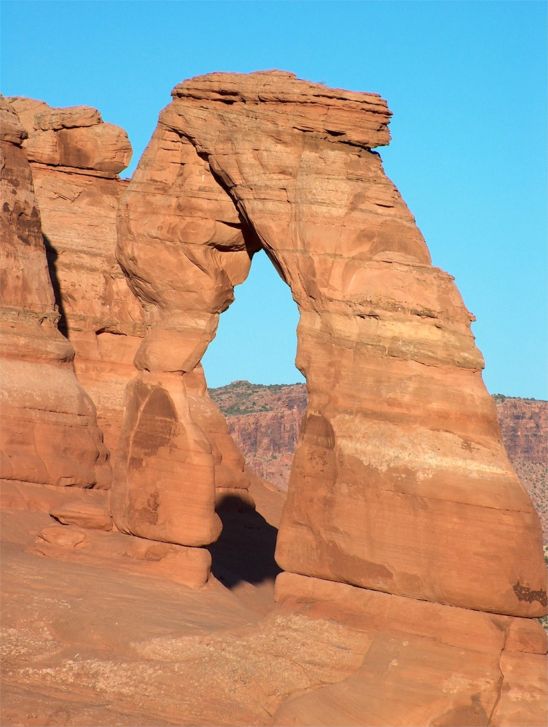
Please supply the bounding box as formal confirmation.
[116,71,546,615]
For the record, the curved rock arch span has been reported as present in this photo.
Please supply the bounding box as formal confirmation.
[113,71,545,617]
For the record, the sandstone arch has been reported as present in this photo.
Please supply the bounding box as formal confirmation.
[114,71,546,617]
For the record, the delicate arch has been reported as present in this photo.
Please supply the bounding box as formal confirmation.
[114,72,545,616]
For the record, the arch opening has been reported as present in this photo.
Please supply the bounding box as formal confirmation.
[202,249,305,594]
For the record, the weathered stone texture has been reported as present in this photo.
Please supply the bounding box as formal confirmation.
[0,98,108,488]
[2,72,547,725]
[7,97,143,456]
[9,97,131,176]
[116,71,546,617]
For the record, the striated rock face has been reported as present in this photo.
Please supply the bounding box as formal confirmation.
[495,396,548,542]
[495,396,548,462]
[5,97,249,587]
[2,73,547,725]
[210,381,307,489]
[7,97,143,457]
[117,70,546,619]
[213,383,548,540]
[9,97,132,177]
[0,98,109,489]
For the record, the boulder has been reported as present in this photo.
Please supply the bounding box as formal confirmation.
[9,97,131,176]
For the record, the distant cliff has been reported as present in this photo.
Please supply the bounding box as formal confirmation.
[210,382,548,540]
[210,381,306,489]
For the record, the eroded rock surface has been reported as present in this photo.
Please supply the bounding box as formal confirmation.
[7,97,143,456]
[212,382,548,540]
[210,381,307,489]
[2,73,546,726]
[117,70,546,616]
[8,97,131,177]
[0,98,108,489]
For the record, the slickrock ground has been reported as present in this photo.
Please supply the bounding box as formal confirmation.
[211,382,548,540]
[2,499,547,727]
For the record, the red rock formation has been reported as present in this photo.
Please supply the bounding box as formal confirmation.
[210,381,306,489]
[495,396,548,462]
[9,97,131,176]
[0,98,109,489]
[1,74,547,725]
[495,396,548,543]
[7,97,143,456]
[213,383,548,540]
[117,70,545,618]
[274,573,548,726]
[111,70,546,723]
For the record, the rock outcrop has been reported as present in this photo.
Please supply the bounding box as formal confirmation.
[9,97,254,508]
[116,70,546,617]
[0,98,109,489]
[7,97,142,455]
[212,382,548,540]
[495,396,548,462]
[1,72,547,726]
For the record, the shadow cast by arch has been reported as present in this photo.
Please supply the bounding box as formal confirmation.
[207,494,281,589]
[43,234,69,336]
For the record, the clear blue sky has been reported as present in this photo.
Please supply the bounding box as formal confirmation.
[2,1,546,397]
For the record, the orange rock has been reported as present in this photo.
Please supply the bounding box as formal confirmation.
[32,521,211,588]
[111,371,222,547]
[9,97,131,176]
[10,99,256,534]
[50,500,112,531]
[273,632,503,726]
[36,525,88,549]
[7,97,143,459]
[0,98,109,490]
[116,71,546,616]
[274,573,547,726]
[112,109,259,547]
[490,652,548,727]
[0,479,108,514]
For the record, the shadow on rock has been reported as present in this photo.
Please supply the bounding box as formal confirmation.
[44,234,69,337]
[208,494,281,589]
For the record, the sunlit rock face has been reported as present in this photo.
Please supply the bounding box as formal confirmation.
[0,98,109,489]
[117,71,545,617]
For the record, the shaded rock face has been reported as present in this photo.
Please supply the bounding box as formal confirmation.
[9,98,247,517]
[7,97,143,457]
[495,396,548,462]
[116,71,546,618]
[0,98,109,489]
[495,397,548,543]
